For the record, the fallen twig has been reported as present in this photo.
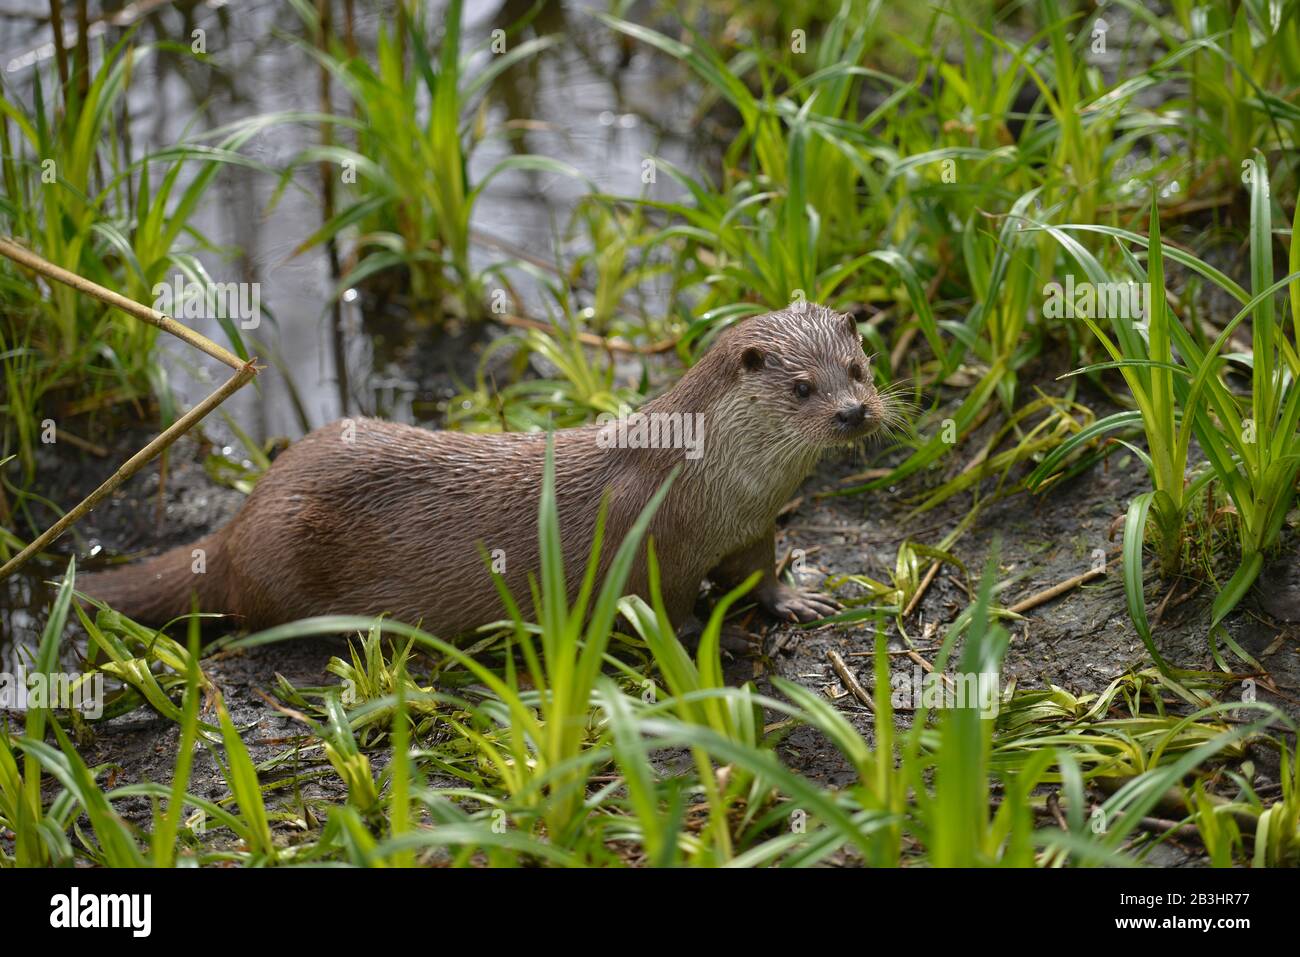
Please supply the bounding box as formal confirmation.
[903,560,942,618]
[52,427,108,457]
[827,648,873,711]
[1008,565,1108,615]
[0,361,258,579]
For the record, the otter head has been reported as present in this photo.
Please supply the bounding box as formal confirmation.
[726,304,889,447]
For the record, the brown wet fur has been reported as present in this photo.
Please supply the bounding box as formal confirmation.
[81,304,895,635]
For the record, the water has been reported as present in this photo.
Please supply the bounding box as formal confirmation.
[2,0,702,437]
[0,0,707,652]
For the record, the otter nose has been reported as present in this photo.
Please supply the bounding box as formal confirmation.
[836,403,867,428]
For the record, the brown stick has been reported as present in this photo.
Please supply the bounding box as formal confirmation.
[51,427,107,457]
[1091,775,1259,835]
[904,647,942,680]
[73,0,88,100]
[834,467,891,486]
[315,0,350,415]
[46,0,69,93]
[342,0,357,57]
[1008,565,1107,615]
[827,649,873,711]
[0,361,258,580]
[0,237,245,371]
[0,239,260,580]
[903,559,942,618]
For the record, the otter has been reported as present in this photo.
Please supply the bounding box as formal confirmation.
[82,304,897,635]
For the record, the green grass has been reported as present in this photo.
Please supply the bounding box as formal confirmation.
[281,0,579,321]
[0,33,266,492]
[446,288,645,431]
[4,472,1292,868]
[1028,156,1300,672]
[594,0,1300,668]
[5,0,1300,869]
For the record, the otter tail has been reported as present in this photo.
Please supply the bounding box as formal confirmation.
[80,533,225,625]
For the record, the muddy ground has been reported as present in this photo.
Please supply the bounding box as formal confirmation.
[5,367,1300,863]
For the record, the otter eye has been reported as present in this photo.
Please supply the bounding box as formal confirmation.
[849,362,864,382]
[794,380,813,399]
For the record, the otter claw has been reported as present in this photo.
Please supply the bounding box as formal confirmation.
[765,587,841,624]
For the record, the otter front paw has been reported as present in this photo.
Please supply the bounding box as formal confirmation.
[761,583,841,623]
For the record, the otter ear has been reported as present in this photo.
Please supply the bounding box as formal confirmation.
[740,346,765,372]
[844,313,861,340]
